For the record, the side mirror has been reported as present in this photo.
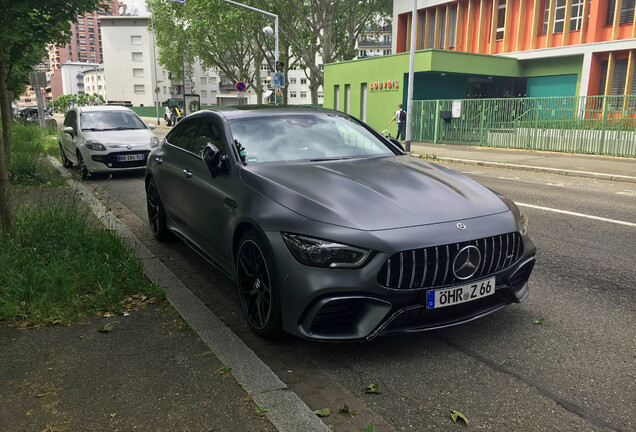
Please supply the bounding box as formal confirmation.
[62,126,75,138]
[203,143,221,177]
[147,123,156,130]
[389,137,405,152]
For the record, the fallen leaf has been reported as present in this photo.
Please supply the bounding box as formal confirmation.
[363,423,377,432]
[533,317,545,325]
[450,409,469,425]
[364,383,380,394]
[219,366,232,375]
[314,408,331,417]
[99,323,113,333]
[339,404,357,417]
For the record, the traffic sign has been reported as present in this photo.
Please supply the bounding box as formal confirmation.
[272,73,284,87]
[235,81,246,93]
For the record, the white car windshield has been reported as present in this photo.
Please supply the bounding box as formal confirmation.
[81,110,146,131]
[229,114,394,164]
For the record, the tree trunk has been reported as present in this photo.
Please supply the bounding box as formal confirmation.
[255,50,263,105]
[0,49,14,233]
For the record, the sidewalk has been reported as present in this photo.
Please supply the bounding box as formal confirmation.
[410,142,636,183]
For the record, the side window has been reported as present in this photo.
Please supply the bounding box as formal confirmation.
[194,119,225,157]
[64,111,77,132]
[170,119,200,152]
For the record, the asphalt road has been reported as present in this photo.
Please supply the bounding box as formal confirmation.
[80,157,635,432]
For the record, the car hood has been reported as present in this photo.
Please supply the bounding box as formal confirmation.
[83,129,153,148]
[241,156,510,230]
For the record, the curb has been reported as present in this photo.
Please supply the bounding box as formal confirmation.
[412,154,636,184]
[48,156,330,432]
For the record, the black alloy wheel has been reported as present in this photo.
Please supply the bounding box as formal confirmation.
[146,178,171,241]
[60,143,73,168]
[236,230,282,339]
[76,151,89,179]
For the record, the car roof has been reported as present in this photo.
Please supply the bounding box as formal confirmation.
[197,105,341,121]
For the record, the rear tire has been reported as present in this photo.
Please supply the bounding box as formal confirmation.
[236,229,283,339]
[146,178,171,241]
[60,143,73,168]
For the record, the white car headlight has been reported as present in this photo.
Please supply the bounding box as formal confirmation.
[282,233,373,269]
[150,136,159,148]
[85,140,106,151]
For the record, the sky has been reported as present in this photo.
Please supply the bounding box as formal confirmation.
[121,0,149,16]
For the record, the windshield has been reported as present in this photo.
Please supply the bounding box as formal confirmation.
[229,113,394,164]
[80,110,146,131]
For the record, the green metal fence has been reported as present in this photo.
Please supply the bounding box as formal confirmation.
[412,95,636,156]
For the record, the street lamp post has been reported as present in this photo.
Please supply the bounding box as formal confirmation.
[150,11,160,125]
[221,0,279,104]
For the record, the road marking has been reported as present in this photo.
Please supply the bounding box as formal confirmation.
[545,183,565,187]
[616,191,635,196]
[517,202,636,227]
[498,176,519,180]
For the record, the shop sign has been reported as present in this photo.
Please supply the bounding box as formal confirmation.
[370,80,399,92]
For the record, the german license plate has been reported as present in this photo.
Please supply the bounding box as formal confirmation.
[117,154,145,162]
[426,277,495,309]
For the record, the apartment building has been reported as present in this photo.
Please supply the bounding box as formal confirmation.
[48,0,126,100]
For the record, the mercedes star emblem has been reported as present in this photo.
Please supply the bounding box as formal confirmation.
[452,245,482,280]
[457,223,466,230]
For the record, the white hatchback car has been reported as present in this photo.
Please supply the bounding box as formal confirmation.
[59,105,158,179]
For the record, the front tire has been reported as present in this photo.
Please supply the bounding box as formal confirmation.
[236,229,282,339]
[76,151,89,179]
[146,178,171,241]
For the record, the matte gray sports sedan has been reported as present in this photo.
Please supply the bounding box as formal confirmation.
[145,106,536,341]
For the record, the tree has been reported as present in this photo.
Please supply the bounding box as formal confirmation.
[258,0,393,103]
[0,0,107,233]
[149,0,276,103]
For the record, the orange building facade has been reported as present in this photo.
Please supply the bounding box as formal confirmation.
[393,0,635,97]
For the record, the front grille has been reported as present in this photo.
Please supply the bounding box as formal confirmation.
[377,232,523,290]
[92,151,150,168]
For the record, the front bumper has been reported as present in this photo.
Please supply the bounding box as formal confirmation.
[267,216,537,342]
[84,150,150,173]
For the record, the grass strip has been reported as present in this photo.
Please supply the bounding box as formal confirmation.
[0,193,164,325]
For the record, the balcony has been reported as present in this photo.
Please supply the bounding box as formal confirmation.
[219,82,235,90]
[357,40,391,48]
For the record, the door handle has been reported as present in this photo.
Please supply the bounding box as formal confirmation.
[156,157,163,164]
[183,169,192,178]
[224,197,238,210]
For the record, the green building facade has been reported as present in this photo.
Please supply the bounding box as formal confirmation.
[323,49,583,134]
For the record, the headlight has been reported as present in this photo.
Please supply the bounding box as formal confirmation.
[518,210,528,237]
[85,140,106,151]
[150,136,159,148]
[281,233,373,269]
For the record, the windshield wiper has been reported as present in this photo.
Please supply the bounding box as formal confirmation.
[82,128,106,131]
[309,157,350,162]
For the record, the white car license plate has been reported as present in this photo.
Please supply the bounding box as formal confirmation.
[426,277,495,310]
[117,154,145,162]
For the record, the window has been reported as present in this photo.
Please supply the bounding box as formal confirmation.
[134,84,145,93]
[209,76,216,83]
[300,78,307,85]
[163,86,167,94]
[334,85,340,110]
[359,50,367,57]
[496,0,506,40]
[290,78,297,84]
[200,77,207,85]
[194,120,225,156]
[543,0,583,33]
[600,59,636,95]
[201,90,207,98]
[450,5,458,46]
[344,84,350,114]
[131,35,142,45]
[606,0,635,25]
[132,52,143,62]
[168,119,200,152]
[261,79,268,85]
[319,64,324,71]
[290,92,297,98]
[301,91,307,98]
[133,68,144,78]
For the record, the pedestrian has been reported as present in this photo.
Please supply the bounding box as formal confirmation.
[164,106,172,126]
[388,103,406,141]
